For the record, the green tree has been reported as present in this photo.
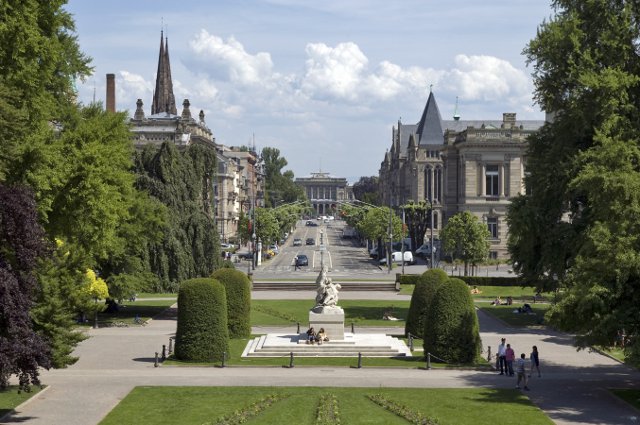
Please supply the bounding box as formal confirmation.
[357,207,403,243]
[211,269,251,338]
[135,142,220,290]
[403,201,431,250]
[175,278,229,362]
[423,277,481,364]
[405,269,449,338]
[440,211,490,276]
[261,147,305,207]
[509,0,640,363]
[352,176,380,206]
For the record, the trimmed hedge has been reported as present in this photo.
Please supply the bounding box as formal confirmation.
[404,269,449,337]
[175,278,229,362]
[396,274,421,285]
[211,268,251,338]
[423,277,481,364]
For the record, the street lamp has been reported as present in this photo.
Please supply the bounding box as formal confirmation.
[428,200,435,269]
[251,232,256,270]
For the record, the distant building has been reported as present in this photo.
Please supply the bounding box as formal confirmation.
[379,91,544,258]
[295,172,354,216]
[126,31,266,242]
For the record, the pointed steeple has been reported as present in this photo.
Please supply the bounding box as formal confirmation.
[416,91,444,145]
[151,31,177,115]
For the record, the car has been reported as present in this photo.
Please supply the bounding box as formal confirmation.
[306,237,315,245]
[268,245,279,254]
[237,251,254,260]
[379,251,415,265]
[295,254,309,266]
[220,243,236,250]
[307,221,318,227]
[293,238,303,246]
[306,220,313,226]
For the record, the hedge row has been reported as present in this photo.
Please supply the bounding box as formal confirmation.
[175,278,229,362]
[211,268,251,338]
[398,273,532,287]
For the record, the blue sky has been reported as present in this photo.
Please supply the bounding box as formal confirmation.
[67,0,554,182]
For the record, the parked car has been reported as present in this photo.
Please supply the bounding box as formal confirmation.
[295,254,309,266]
[220,243,236,250]
[293,238,303,246]
[379,251,415,265]
[306,237,315,245]
[268,245,279,254]
[237,251,254,260]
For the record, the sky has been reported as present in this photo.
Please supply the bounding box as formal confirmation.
[66,0,555,183]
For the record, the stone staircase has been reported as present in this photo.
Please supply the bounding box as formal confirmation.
[252,280,397,291]
[242,332,411,357]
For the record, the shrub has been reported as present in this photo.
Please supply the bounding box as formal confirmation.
[211,269,251,338]
[404,269,449,337]
[396,274,420,285]
[423,277,481,364]
[175,278,229,361]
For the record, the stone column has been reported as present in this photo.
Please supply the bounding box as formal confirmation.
[480,163,486,196]
[500,163,505,197]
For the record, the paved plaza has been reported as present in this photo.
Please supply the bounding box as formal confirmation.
[2,290,640,425]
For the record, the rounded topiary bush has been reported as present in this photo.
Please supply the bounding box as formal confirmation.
[405,268,449,337]
[175,278,229,361]
[211,268,251,338]
[423,277,481,364]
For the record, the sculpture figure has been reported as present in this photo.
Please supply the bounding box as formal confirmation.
[314,265,341,308]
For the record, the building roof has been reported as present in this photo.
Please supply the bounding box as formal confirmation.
[151,31,177,116]
[415,91,444,146]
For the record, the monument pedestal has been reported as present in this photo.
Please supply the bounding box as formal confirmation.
[309,306,344,341]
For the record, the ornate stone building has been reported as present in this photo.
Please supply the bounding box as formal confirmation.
[379,92,544,258]
[127,31,266,242]
[295,172,354,216]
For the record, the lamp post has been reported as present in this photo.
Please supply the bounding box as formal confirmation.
[401,207,406,275]
[251,232,256,270]
[429,201,435,269]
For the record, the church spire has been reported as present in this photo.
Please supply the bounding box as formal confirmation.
[151,31,177,115]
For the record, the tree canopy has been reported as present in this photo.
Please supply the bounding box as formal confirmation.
[441,211,490,275]
[0,185,52,390]
[261,147,305,207]
[352,176,380,206]
[508,0,640,363]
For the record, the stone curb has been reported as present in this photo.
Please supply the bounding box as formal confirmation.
[0,385,50,423]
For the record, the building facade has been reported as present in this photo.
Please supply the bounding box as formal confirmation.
[379,92,544,258]
[126,31,266,242]
[295,172,354,216]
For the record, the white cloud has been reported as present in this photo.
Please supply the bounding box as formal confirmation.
[444,54,531,102]
[301,42,368,101]
[189,29,276,86]
[114,71,152,111]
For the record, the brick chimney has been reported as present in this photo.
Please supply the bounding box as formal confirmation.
[106,73,115,113]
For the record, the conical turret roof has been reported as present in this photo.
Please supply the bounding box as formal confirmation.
[151,31,177,115]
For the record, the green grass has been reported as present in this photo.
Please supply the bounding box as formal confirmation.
[136,293,177,299]
[251,300,409,327]
[99,386,552,425]
[611,389,640,410]
[0,386,43,418]
[604,347,626,363]
[477,304,551,327]
[400,284,551,302]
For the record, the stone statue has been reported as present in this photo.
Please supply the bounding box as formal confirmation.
[314,265,341,308]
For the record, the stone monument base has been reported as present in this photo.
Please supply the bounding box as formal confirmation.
[309,306,344,341]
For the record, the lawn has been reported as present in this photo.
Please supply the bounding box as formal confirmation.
[99,386,552,425]
[0,386,43,419]
[400,284,552,303]
[252,300,410,327]
[611,389,640,410]
[477,304,551,327]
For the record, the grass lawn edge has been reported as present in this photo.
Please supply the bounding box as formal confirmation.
[0,385,48,423]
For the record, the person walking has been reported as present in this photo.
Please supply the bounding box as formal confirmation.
[529,345,541,378]
[294,256,300,271]
[497,338,507,375]
[516,353,530,390]
[505,343,515,376]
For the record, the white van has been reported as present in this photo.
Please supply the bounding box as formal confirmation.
[379,251,415,265]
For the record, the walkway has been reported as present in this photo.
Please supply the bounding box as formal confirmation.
[2,291,639,425]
